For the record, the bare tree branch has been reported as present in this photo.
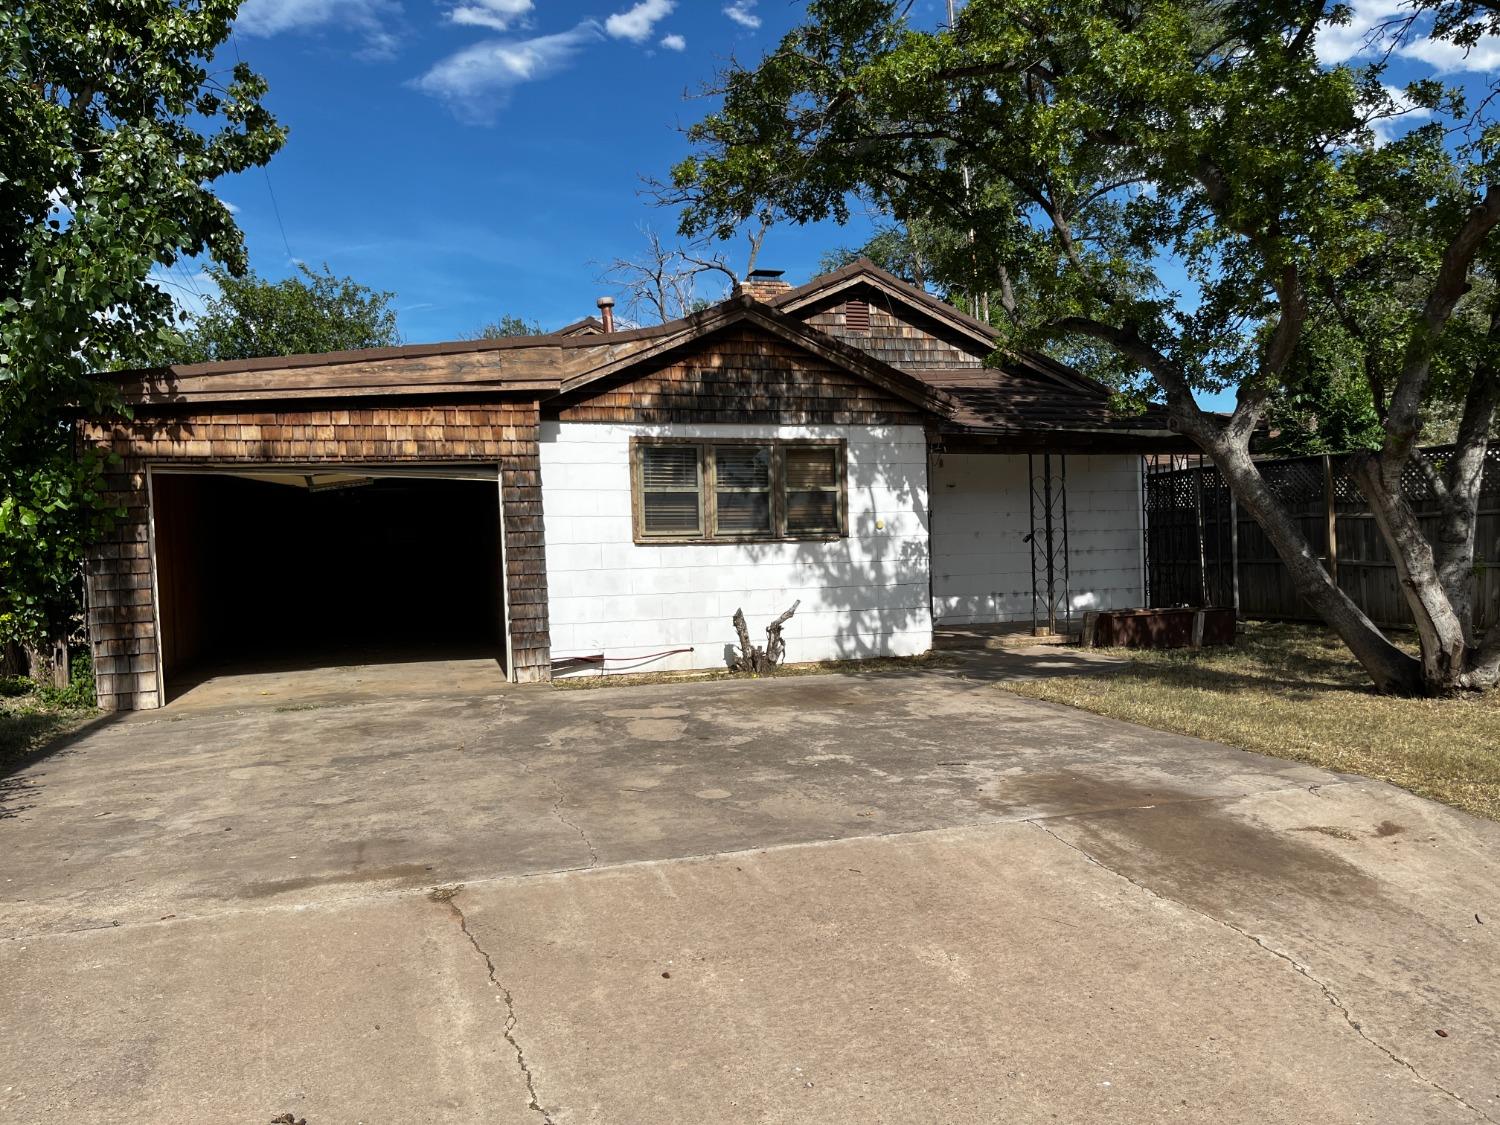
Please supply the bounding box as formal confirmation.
[598,222,773,325]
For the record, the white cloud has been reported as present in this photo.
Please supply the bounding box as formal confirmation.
[1399,30,1500,73]
[1315,0,1405,65]
[413,22,604,120]
[605,0,673,43]
[1316,0,1500,74]
[660,32,685,51]
[448,0,533,32]
[724,0,760,30]
[236,0,400,56]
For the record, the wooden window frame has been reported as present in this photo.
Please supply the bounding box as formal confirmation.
[631,437,849,545]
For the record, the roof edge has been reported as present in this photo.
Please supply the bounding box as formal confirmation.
[772,258,1000,348]
[559,294,959,419]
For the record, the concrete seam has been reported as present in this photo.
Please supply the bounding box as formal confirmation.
[1029,819,1496,1124]
[4,783,1373,944]
[440,893,555,1124]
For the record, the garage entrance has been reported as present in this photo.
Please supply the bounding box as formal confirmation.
[149,468,506,702]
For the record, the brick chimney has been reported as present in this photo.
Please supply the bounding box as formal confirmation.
[736,268,792,302]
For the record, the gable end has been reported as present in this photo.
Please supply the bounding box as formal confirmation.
[546,325,924,426]
[795,289,988,371]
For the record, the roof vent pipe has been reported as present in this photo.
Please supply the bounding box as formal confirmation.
[596,295,615,333]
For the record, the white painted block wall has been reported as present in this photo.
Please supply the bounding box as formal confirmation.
[539,422,933,675]
[930,453,1144,625]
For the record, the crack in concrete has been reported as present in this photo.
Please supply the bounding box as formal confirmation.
[1029,820,1496,1124]
[439,892,555,1124]
[484,739,599,870]
[550,793,599,868]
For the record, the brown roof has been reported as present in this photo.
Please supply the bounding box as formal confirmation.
[97,261,1182,447]
[920,364,1177,440]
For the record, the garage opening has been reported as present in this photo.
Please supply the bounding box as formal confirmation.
[150,468,505,701]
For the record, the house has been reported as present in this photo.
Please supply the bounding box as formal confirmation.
[82,260,1187,710]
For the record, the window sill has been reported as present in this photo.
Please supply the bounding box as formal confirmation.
[633,533,847,546]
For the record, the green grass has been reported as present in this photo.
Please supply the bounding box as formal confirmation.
[1006,621,1500,822]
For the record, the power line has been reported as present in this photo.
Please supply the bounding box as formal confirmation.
[260,167,295,263]
[228,32,295,264]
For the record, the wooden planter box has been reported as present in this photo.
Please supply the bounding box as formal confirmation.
[1082,608,1236,649]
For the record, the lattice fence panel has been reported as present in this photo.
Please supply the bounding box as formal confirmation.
[1144,446,1499,631]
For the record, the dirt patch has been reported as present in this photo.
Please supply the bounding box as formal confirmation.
[1374,820,1406,837]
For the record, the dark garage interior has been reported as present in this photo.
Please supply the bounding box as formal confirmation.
[150,471,504,697]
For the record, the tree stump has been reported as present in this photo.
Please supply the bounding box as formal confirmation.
[730,601,800,674]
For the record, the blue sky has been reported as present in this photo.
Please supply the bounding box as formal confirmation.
[179,0,1494,400]
[186,0,961,342]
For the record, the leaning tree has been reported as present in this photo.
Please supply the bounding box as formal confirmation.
[665,0,1500,695]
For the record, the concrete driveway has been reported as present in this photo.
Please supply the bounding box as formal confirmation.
[2,657,1497,1123]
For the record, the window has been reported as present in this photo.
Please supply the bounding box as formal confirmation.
[785,445,841,534]
[633,439,847,542]
[638,444,702,537]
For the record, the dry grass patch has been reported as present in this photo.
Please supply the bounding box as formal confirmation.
[1007,621,1500,822]
[553,650,959,691]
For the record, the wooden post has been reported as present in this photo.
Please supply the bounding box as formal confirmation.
[1082,610,1100,648]
[1323,455,1339,587]
[1194,456,1208,606]
[1229,490,1241,616]
[1043,453,1057,634]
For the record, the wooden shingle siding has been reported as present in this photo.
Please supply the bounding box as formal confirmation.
[497,400,551,682]
[801,299,986,371]
[79,400,551,710]
[549,327,922,425]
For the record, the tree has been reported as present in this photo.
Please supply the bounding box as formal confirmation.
[822,218,1149,391]
[465,314,543,340]
[0,0,284,662]
[600,223,769,325]
[821,221,939,285]
[171,263,399,363]
[667,0,1500,696]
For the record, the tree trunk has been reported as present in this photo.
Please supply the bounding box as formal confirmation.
[1353,454,1475,694]
[25,640,69,691]
[1209,442,1424,694]
[0,643,26,678]
[1436,310,1500,646]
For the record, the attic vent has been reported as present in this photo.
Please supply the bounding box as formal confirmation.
[845,299,871,334]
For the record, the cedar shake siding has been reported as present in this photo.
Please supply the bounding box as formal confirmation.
[548,327,925,426]
[798,296,986,371]
[80,400,550,710]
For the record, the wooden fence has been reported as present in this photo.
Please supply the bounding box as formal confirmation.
[1145,448,1500,632]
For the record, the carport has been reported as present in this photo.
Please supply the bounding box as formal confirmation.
[149,465,505,701]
